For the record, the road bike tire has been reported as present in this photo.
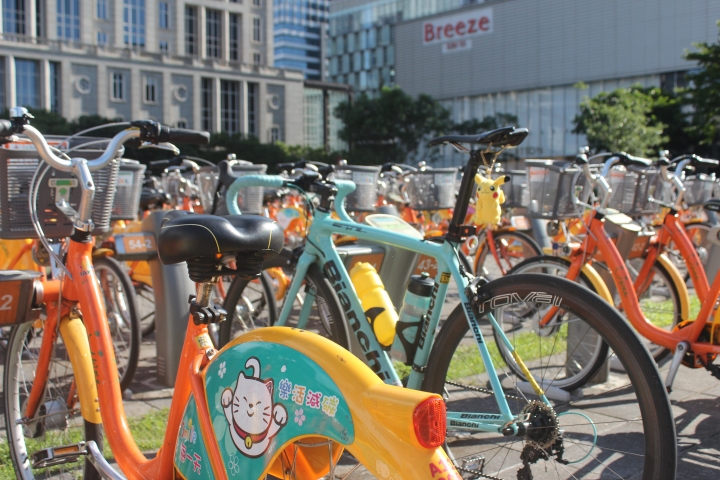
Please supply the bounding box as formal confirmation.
[216,270,278,348]
[474,230,542,278]
[4,321,104,480]
[93,256,141,391]
[423,274,676,480]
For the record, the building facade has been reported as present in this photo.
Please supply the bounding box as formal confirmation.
[0,0,305,145]
[326,0,473,95]
[273,0,328,81]
[394,0,720,164]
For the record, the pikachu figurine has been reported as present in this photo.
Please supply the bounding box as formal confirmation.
[473,170,509,226]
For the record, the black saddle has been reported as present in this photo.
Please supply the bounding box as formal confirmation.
[704,199,720,213]
[158,211,284,281]
[139,188,171,211]
[428,126,529,148]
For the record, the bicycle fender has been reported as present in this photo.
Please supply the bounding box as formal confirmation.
[92,248,114,258]
[58,315,102,424]
[579,263,614,305]
[174,327,457,480]
[656,253,690,321]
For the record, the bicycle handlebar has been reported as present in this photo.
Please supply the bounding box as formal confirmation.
[226,174,285,215]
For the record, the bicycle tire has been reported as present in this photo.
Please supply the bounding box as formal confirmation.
[216,270,279,348]
[4,321,104,480]
[474,230,543,278]
[94,256,141,391]
[499,255,608,390]
[423,274,676,479]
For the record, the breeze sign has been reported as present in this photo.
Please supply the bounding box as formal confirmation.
[422,7,493,46]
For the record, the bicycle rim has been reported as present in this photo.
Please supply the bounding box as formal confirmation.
[424,275,676,479]
[4,321,102,479]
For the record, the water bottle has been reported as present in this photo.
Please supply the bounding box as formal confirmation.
[349,262,398,348]
[391,273,435,365]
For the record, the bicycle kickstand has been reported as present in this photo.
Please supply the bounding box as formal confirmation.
[665,341,689,393]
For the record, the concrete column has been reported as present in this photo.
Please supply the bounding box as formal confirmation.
[258,81,266,142]
[27,0,37,40]
[60,59,72,118]
[41,59,50,110]
[80,0,93,45]
[145,0,157,52]
[192,73,201,130]
[222,10,230,62]
[199,7,206,59]
[7,56,16,109]
[96,64,108,120]
[240,80,248,135]
[213,76,221,133]
[131,67,141,120]
[46,0,57,41]
[114,0,124,46]
[162,71,171,125]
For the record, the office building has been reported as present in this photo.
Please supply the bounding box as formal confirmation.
[274,0,329,80]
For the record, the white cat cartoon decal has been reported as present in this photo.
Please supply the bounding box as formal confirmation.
[221,357,288,458]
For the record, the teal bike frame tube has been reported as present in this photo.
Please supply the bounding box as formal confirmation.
[226,174,285,215]
[276,252,315,327]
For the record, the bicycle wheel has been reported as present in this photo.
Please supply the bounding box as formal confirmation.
[94,256,141,391]
[424,274,676,480]
[216,270,278,347]
[4,321,104,479]
[475,230,542,278]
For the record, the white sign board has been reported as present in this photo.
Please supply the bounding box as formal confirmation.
[423,7,493,46]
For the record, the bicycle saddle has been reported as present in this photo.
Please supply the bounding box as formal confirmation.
[139,188,171,211]
[428,126,529,148]
[704,199,720,212]
[158,211,284,280]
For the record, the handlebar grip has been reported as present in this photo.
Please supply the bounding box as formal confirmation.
[158,128,210,145]
[226,174,285,215]
[0,119,15,136]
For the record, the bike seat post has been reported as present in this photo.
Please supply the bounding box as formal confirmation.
[196,279,217,308]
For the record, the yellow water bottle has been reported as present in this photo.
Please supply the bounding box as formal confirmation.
[349,262,398,348]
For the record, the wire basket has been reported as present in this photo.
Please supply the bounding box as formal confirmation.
[628,168,667,215]
[404,167,458,210]
[491,169,528,209]
[331,165,381,212]
[683,174,716,206]
[111,159,146,221]
[197,162,268,215]
[0,136,119,239]
[526,160,588,219]
[604,166,638,214]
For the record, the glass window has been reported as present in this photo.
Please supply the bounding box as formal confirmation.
[253,52,261,64]
[229,14,239,61]
[16,59,39,108]
[329,57,338,75]
[363,50,371,70]
[386,45,394,66]
[97,0,107,19]
[112,72,125,101]
[97,31,107,45]
[49,61,60,113]
[341,54,349,74]
[206,9,221,58]
[368,28,376,48]
[3,0,26,35]
[247,82,258,136]
[252,17,261,42]
[57,0,80,40]
[221,81,240,134]
[253,0,260,6]
[185,6,197,55]
[159,2,169,29]
[336,35,344,54]
[270,126,280,143]
[375,48,383,68]
[123,0,145,47]
[347,33,354,53]
[177,120,187,128]
[201,78,213,131]
[145,76,157,103]
[36,0,45,37]
[353,52,361,72]
[159,40,168,53]
[380,24,390,46]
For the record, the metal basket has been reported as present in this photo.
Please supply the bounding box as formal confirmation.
[404,167,458,210]
[331,165,381,212]
[0,136,119,239]
[526,160,588,219]
[492,169,528,209]
[683,174,715,206]
[629,168,668,215]
[197,162,267,215]
[605,166,638,214]
[111,159,146,221]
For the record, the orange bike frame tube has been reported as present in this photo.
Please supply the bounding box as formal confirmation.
[663,214,710,301]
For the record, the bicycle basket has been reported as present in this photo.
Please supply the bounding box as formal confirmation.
[197,162,267,215]
[0,136,119,239]
[605,166,638,214]
[526,160,588,219]
[629,168,668,214]
[492,169,528,209]
[404,167,458,210]
[683,174,715,206]
[111,159,146,221]
[331,164,381,212]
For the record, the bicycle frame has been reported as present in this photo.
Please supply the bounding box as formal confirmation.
[275,206,546,432]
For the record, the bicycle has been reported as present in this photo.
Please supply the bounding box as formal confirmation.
[221,127,677,479]
[1,109,456,480]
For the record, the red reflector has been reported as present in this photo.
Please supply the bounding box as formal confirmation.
[413,396,446,448]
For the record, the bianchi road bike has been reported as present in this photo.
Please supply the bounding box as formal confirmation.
[219,127,677,479]
[1,109,454,480]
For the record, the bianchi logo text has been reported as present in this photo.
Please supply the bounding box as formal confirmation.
[476,292,562,314]
[460,413,501,420]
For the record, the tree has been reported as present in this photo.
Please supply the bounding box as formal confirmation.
[334,87,453,165]
[452,113,519,135]
[685,23,720,154]
[573,86,668,156]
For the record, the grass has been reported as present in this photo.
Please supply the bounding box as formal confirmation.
[0,408,170,479]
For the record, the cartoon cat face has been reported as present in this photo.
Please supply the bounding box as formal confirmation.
[230,373,274,435]
[474,173,507,197]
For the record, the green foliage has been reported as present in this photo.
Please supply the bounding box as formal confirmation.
[334,86,453,165]
[452,113,519,135]
[685,23,720,151]
[573,86,669,156]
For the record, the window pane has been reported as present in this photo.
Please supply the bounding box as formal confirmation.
[4,0,27,35]
[206,9,221,58]
[15,59,39,108]
[220,80,240,134]
[159,2,168,29]
[185,6,197,55]
[123,0,145,46]
[247,83,258,136]
[201,78,213,131]
[57,0,80,40]
[229,14,239,61]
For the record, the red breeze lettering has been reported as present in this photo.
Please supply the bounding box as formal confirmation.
[423,7,493,45]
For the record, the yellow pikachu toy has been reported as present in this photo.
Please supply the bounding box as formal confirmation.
[473,171,508,226]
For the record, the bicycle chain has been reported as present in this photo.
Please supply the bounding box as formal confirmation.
[457,465,503,480]
[446,380,525,402]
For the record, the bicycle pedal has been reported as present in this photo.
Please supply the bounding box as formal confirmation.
[31,442,87,469]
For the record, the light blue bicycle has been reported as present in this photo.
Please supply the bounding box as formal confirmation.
[217,127,675,479]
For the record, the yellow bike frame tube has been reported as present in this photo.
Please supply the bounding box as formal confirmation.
[656,253,690,321]
[59,315,102,424]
